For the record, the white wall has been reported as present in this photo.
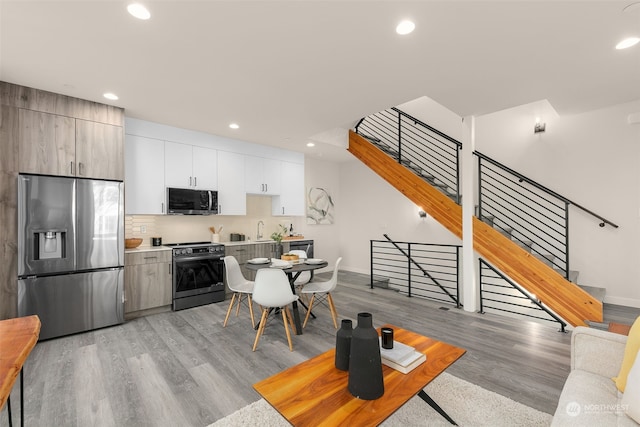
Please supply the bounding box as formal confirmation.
[293,156,342,268]
[474,100,640,307]
[336,160,461,274]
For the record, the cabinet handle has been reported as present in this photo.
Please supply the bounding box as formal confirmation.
[219,204,222,214]
[265,183,268,192]
[194,177,197,187]
[161,202,164,213]
[169,263,172,275]
[144,256,157,260]
[70,161,75,175]
[79,162,84,176]
[189,176,193,187]
[282,207,285,215]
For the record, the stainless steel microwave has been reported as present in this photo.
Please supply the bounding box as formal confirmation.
[167,188,218,215]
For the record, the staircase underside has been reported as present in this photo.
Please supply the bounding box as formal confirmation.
[348,130,603,326]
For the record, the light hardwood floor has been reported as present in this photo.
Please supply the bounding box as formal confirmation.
[1,271,638,427]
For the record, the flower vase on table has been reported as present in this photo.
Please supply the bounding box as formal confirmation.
[347,312,384,400]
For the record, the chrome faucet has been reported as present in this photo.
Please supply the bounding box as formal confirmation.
[257,220,264,240]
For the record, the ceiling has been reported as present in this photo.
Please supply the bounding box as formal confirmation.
[1,1,639,162]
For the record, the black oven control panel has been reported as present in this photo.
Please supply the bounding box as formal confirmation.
[169,243,225,258]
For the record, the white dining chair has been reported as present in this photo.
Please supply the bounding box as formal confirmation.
[223,256,255,328]
[301,257,342,329]
[252,268,299,351]
[289,249,311,301]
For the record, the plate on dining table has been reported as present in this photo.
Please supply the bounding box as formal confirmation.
[248,258,270,264]
[305,258,325,265]
[270,259,292,268]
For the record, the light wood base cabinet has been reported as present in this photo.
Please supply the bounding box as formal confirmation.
[224,243,276,283]
[125,250,172,317]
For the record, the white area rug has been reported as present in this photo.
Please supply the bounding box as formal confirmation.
[209,372,553,426]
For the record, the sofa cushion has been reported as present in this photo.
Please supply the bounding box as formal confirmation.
[552,370,626,426]
[614,316,640,392]
[622,352,640,423]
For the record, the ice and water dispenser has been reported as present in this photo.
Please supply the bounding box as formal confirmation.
[34,230,66,260]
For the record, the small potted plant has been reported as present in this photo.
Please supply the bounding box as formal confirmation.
[271,225,288,257]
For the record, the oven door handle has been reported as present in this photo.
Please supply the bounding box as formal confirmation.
[174,255,222,263]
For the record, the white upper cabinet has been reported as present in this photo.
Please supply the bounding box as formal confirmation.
[124,117,305,217]
[245,156,281,195]
[192,146,218,190]
[164,141,217,190]
[272,161,305,216]
[125,134,165,215]
[217,151,246,215]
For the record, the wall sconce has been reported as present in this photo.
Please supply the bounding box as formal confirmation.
[534,118,546,134]
[418,210,427,218]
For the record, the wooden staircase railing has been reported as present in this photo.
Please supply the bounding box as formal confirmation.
[348,130,603,326]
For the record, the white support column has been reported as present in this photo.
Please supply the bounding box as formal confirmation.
[461,115,479,312]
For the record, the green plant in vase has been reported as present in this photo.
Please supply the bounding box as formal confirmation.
[271,225,288,257]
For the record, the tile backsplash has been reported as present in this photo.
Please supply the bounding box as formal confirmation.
[125,195,301,247]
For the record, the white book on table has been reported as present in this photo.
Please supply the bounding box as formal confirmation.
[379,338,415,363]
[379,338,427,374]
[382,351,426,374]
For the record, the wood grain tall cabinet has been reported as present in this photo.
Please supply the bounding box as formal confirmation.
[0,81,124,319]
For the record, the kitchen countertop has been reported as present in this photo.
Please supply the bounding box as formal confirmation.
[124,239,308,251]
[125,246,172,253]
[222,240,275,247]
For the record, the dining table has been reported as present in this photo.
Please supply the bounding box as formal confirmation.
[245,258,328,335]
[0,315,41,427]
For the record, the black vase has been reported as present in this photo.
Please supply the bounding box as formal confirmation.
[335,319,353,371]
[347,312,384,400]
[275,243,283,258]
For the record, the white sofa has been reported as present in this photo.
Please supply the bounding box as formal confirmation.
[552,326,638,426]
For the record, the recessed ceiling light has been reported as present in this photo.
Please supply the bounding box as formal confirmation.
[616,37,640,50]
[127,3,150,20]
[229,123,239,129]
[396,20,415,35]
[103,92,119,100]
[306,142,315,147]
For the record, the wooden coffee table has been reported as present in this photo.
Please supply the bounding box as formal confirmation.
[253,324,466,426]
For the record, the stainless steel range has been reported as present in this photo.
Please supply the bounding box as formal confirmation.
[166,242,225,311]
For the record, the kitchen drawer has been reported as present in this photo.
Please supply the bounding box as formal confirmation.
[225,245,252,263]
[125,250,171,266]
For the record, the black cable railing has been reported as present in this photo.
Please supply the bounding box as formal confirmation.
[355,107,463,203]
[479,259,567,332]
[475,151,618,280]
[370,236,461,307]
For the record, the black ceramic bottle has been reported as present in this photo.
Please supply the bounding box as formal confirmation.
[347,312,384,400]
[335,319,353,371]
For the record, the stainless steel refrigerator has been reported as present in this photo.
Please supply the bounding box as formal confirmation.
[17,174,124,340]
